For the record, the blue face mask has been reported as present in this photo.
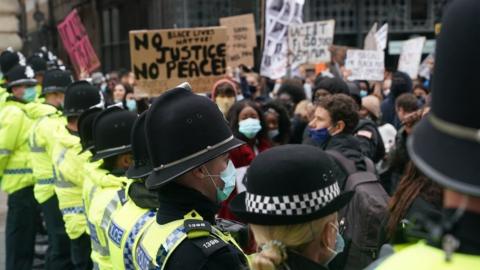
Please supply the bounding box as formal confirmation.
[324,223,345,267]
[22,86,37,102]
[360,90,368,98]
[238,118,262,139]
[308,127,330,145]
[126,99,137,112]
[204,160,237,202]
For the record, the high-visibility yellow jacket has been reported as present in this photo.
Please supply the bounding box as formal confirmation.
[52,127,91,239]
[26,102,66,203]
[0,98,35,194]
[373,241,480,270]
[108,181,156,270]
[132,210,248,270]
[83,163,129,270]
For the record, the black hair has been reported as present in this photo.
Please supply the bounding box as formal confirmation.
[263,101,291,145]
[395,93,419,113]
[226,100,268,141]
[276,79,306,105]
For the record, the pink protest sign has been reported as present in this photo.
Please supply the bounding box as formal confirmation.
[57,9,100,76]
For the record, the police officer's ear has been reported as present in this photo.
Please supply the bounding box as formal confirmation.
[191,165,208,180]
[329,120,345,136]
[321,222,337,250]
[118,153,133,169]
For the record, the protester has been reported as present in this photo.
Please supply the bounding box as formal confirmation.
[262,101,291,146]
[275,78,306,116]
[381,71,413,129]
[359,95,381,124]
[211,78,238,116]
[383,161,443,244]
[229,144,353,270]
[112,83,127,104]
[135,85,248,269]
[311,77,349,103]
[305,94,363,169]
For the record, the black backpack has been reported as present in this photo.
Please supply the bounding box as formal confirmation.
[327,150,390,270]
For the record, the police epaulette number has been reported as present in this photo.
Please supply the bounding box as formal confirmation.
[184,219,212,239]
[191,235,228,257]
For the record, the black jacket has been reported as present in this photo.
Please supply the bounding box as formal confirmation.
[354,119,385,164]
[155,183,248,270]
[277,250,328,270]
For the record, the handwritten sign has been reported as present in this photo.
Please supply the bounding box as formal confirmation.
[129,27,227,97]
[57,9,100,77]
[397,36,426,79]
[220,14,256,68]
[261,0,305,79]
[345,49,385,81]
[288,19,335,68]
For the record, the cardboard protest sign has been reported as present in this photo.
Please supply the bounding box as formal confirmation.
[220,14,256,68]
[345,49,385,81]
[397,36,426,79]
[261,0,305,79]
[288,19,335,68]
[418,53,434,80]
[375,23,388,51]
[129,27,228,97]
[57,9,100,77]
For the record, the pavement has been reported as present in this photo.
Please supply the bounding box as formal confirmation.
[0,191,6,270]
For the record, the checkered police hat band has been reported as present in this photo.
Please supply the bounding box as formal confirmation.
[245,182,340,216]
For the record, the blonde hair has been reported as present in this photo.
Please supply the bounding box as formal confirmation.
[250,213,335,270]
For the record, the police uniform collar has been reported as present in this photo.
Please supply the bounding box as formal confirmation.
[6,95,26,104]
[156,182,220,225]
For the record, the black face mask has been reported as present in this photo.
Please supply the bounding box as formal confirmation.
[248,85,257,95]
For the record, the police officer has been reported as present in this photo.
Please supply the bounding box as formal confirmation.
[83,106,136,270]
[27,68,74,269]
[132,85,249,269]
[369,0,480,268]
[27,53,47,98]
[107,111,158,270]
[0,49,22,104]
[0,64,38,270]
[51,80,103,270]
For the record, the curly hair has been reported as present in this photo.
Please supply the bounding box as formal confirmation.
[316,94,359,134]
[276,79,306,105]
[226,100,268,141]
[263,101,291,145]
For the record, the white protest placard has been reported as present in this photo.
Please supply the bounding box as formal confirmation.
[418,53,434,80]
[398,36,426,79]
[375,23,388,51]
[345,49,385,81]
[260,0,304,79]
[288,19,335,68]
[364,23,378,50]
